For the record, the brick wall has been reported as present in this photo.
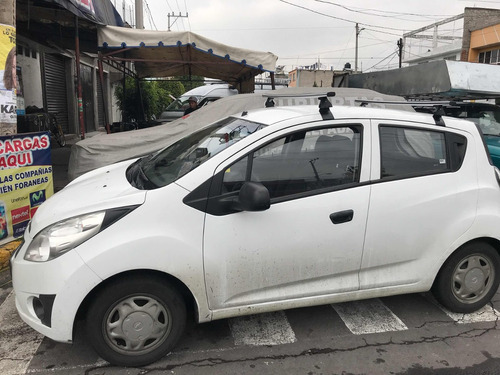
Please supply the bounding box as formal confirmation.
[461,7,500,61]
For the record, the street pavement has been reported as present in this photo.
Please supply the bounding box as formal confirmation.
[1,273,500,375]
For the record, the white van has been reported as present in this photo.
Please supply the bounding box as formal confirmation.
[159,83,238,122]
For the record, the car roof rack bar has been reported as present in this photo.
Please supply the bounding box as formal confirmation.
[354,99,462,126]
[355,99,461,107]
[263,92,336,120]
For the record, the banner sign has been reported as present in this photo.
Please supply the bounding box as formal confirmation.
[0,23,16,135]
[76,0,95,14]
[0,132,53,244]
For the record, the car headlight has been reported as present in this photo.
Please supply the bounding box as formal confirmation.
[24,212,106,262]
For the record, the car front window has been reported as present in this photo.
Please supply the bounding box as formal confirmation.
[133,117,266,189]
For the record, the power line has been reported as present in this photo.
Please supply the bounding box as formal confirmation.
[311,0,454,20]
[144,0,158,30]
[364,49,399,71]
[279,0,420,32]
[184,0,191,30]
[165,0,174,13]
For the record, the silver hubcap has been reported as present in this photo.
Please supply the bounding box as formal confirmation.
[452,254,494,304]
[104,295,171,355]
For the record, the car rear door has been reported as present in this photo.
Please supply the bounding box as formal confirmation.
[360,120,476,290]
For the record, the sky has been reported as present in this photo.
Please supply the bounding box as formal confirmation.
[115,0,500,74]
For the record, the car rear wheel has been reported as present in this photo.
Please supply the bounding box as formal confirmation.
[432,242,500,313]
[86,275,186,367]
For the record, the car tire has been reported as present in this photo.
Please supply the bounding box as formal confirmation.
[86,275,186,367]
[432,242,500,313]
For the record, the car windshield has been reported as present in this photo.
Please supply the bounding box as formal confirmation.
[129,117,266,189]
[163,95,198,112]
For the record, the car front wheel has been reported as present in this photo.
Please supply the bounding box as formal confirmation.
[433,242,500,313]
[86,275,186,367]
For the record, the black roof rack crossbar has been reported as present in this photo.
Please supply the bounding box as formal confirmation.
[354,99,456,126]
[355,99,461,107]
[263,92,336,120]
[262,92,337,100]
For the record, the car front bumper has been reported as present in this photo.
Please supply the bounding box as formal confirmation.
[11,241,103,343]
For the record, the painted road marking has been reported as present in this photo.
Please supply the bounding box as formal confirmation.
[332,298,408,335]
[438,304,499,324]
[0,291,44,375]
[229,311,297,346]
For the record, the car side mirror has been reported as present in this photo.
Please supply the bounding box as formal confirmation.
[237,182,270,211]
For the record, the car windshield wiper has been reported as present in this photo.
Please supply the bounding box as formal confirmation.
[126,159,158,190]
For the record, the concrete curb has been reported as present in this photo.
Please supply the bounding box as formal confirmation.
[0,239,22,271]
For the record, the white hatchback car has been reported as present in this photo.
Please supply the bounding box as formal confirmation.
[11,93,500,367]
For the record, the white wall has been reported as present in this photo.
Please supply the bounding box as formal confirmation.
[17,47,43,109]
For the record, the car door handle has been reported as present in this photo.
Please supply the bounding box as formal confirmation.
[329,210,354,224]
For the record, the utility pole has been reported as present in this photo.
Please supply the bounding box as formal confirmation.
[168,12,189,31]
[397,38,403,68]
[135,0,144,29]
[0,0,16,135]
[355,23,364,73]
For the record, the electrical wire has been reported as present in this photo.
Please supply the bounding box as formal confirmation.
[364,49,399,71]
[311,0,454,20]
[279,0,421,32]
[144,0,158,30]
[184,0,191,31]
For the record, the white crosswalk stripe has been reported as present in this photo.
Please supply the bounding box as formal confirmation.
[0,291,44,375]
[332,298,408,335]
[438,304,500,324]
[229,310,297,346]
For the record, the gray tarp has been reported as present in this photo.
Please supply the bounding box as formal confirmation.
[68,87,412,180]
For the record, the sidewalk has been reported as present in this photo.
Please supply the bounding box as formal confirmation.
[51,133,80,191]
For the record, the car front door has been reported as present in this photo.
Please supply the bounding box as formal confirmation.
[202,121,372,311]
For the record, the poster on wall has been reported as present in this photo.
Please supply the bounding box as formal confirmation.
[16,66,25,115]
[0,23,17,135]
[0,132,53,245]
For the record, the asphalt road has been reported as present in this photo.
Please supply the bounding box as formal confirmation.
[1,267,500,375]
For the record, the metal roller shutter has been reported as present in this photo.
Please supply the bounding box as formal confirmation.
[43,53,70,134]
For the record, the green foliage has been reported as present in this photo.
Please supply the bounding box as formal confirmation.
[176,75,205,91]
[114,77,185,121]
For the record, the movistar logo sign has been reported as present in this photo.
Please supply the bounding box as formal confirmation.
[30,190,46,207]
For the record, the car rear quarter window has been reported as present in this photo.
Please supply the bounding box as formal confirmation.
[379,126,465,179]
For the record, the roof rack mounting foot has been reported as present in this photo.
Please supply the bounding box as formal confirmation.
[319,93,335,120]
[265,97,275,108]
[433,106,446,126]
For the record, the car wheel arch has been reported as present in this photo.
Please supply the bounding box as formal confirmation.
[431,237,500,312]
[74,269,199,339]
